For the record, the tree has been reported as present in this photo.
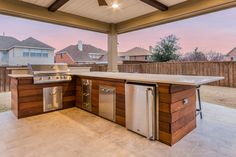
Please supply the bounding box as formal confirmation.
[182,48,207,61]
[151,34,181,62]
[206,51,224,61]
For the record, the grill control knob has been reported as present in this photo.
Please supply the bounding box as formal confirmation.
[48,76,52,80]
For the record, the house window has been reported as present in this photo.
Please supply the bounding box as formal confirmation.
[145,56,148,60]
[120,56,125,60]
[42,53,48,57]
[88,53,102,60]
[30,52,36,57]
[30,52,48,58]
[23,52,30,57]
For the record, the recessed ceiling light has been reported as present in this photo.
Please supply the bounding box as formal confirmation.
[111,3,119,9]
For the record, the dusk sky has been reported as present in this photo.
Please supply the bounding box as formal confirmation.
[1,7,236,54]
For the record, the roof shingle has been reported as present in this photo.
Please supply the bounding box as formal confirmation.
[119,47,150,57]
[57,44,107,62]
[0,36,19,50]
[14,37,54,50]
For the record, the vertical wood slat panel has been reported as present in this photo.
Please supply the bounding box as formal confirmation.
[0,67,11,92]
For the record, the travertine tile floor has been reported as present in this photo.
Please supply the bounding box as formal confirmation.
[0,92,11,112]
[0,102,236,157]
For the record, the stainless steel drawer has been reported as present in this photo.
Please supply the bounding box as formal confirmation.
[43,86,63,112]
[99,85,116,121]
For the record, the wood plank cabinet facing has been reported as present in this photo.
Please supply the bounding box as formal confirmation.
[11,77,76,118]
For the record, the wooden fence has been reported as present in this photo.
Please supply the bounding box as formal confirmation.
[1,62,235,92]
[78,62,236,87]
[0,67,11,92]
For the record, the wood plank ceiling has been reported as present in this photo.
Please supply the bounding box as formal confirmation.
[19,0,187,23]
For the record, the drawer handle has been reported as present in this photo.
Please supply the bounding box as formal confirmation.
[50,91,58,95]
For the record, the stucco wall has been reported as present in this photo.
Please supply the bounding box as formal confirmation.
[8,47,54,66]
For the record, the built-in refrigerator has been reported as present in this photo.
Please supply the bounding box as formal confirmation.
[125,82,158,140]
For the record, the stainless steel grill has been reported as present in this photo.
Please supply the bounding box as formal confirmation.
[28,64,72,84]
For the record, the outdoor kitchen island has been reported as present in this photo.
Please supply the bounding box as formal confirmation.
[9,72,223,146]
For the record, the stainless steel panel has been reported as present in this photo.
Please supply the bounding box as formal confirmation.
[125,83,158,140]
[155,85,159,140]
[99,85,116,121]
[28,63,69,74]
[43,86,63,112]
[28,64,72,84]
[82,79,92,112]
[34,75,72,84]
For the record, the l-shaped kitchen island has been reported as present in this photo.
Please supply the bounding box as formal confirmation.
[9,71,223,146]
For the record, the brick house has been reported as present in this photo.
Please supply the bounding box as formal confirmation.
[119,47,151,61]
[55,41,107,65]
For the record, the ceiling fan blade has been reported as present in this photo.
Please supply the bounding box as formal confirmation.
[98,0,108,6]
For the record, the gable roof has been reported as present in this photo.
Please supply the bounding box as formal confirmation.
[13,37,54,50]
[0,36,20,50]
[227,47,236,56]
[0,36,54,51]
[57,44,107,62]
[119,47,150,57]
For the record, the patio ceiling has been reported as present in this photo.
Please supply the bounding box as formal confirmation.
[20,0,187,23]
[1,0,236,34]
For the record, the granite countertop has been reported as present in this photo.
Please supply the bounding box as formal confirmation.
[9,72,224,86]
[70,72,224,86]
[8,74,33,78]
[6,67,29,70]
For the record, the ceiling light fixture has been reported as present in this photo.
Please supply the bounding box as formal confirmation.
[111,3,119,9]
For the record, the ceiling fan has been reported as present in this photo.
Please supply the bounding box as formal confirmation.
[97,0,108,6]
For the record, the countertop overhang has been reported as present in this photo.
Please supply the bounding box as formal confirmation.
[71,72,224,86]
[9,72,224,86]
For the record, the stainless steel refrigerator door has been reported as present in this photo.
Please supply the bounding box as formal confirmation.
[125,83,155,139]
[43,86,63,112]
[99,86,116,121]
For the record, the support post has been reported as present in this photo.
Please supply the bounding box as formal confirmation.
[107,24,118,72]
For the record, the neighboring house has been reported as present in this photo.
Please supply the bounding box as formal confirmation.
[0,36,54,66]
[0,36,19,65]
[119,47,151,61]
[55,41,107,65]
[226,47,236,61]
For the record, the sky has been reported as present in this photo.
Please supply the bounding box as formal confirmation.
[1,7,236,54]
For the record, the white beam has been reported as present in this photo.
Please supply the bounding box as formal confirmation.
[107,24,118,72]
[0,0,110,33]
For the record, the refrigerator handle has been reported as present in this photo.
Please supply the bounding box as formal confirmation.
[146,88,150,139]
[146,88,155,140]
[150,88,155,140]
